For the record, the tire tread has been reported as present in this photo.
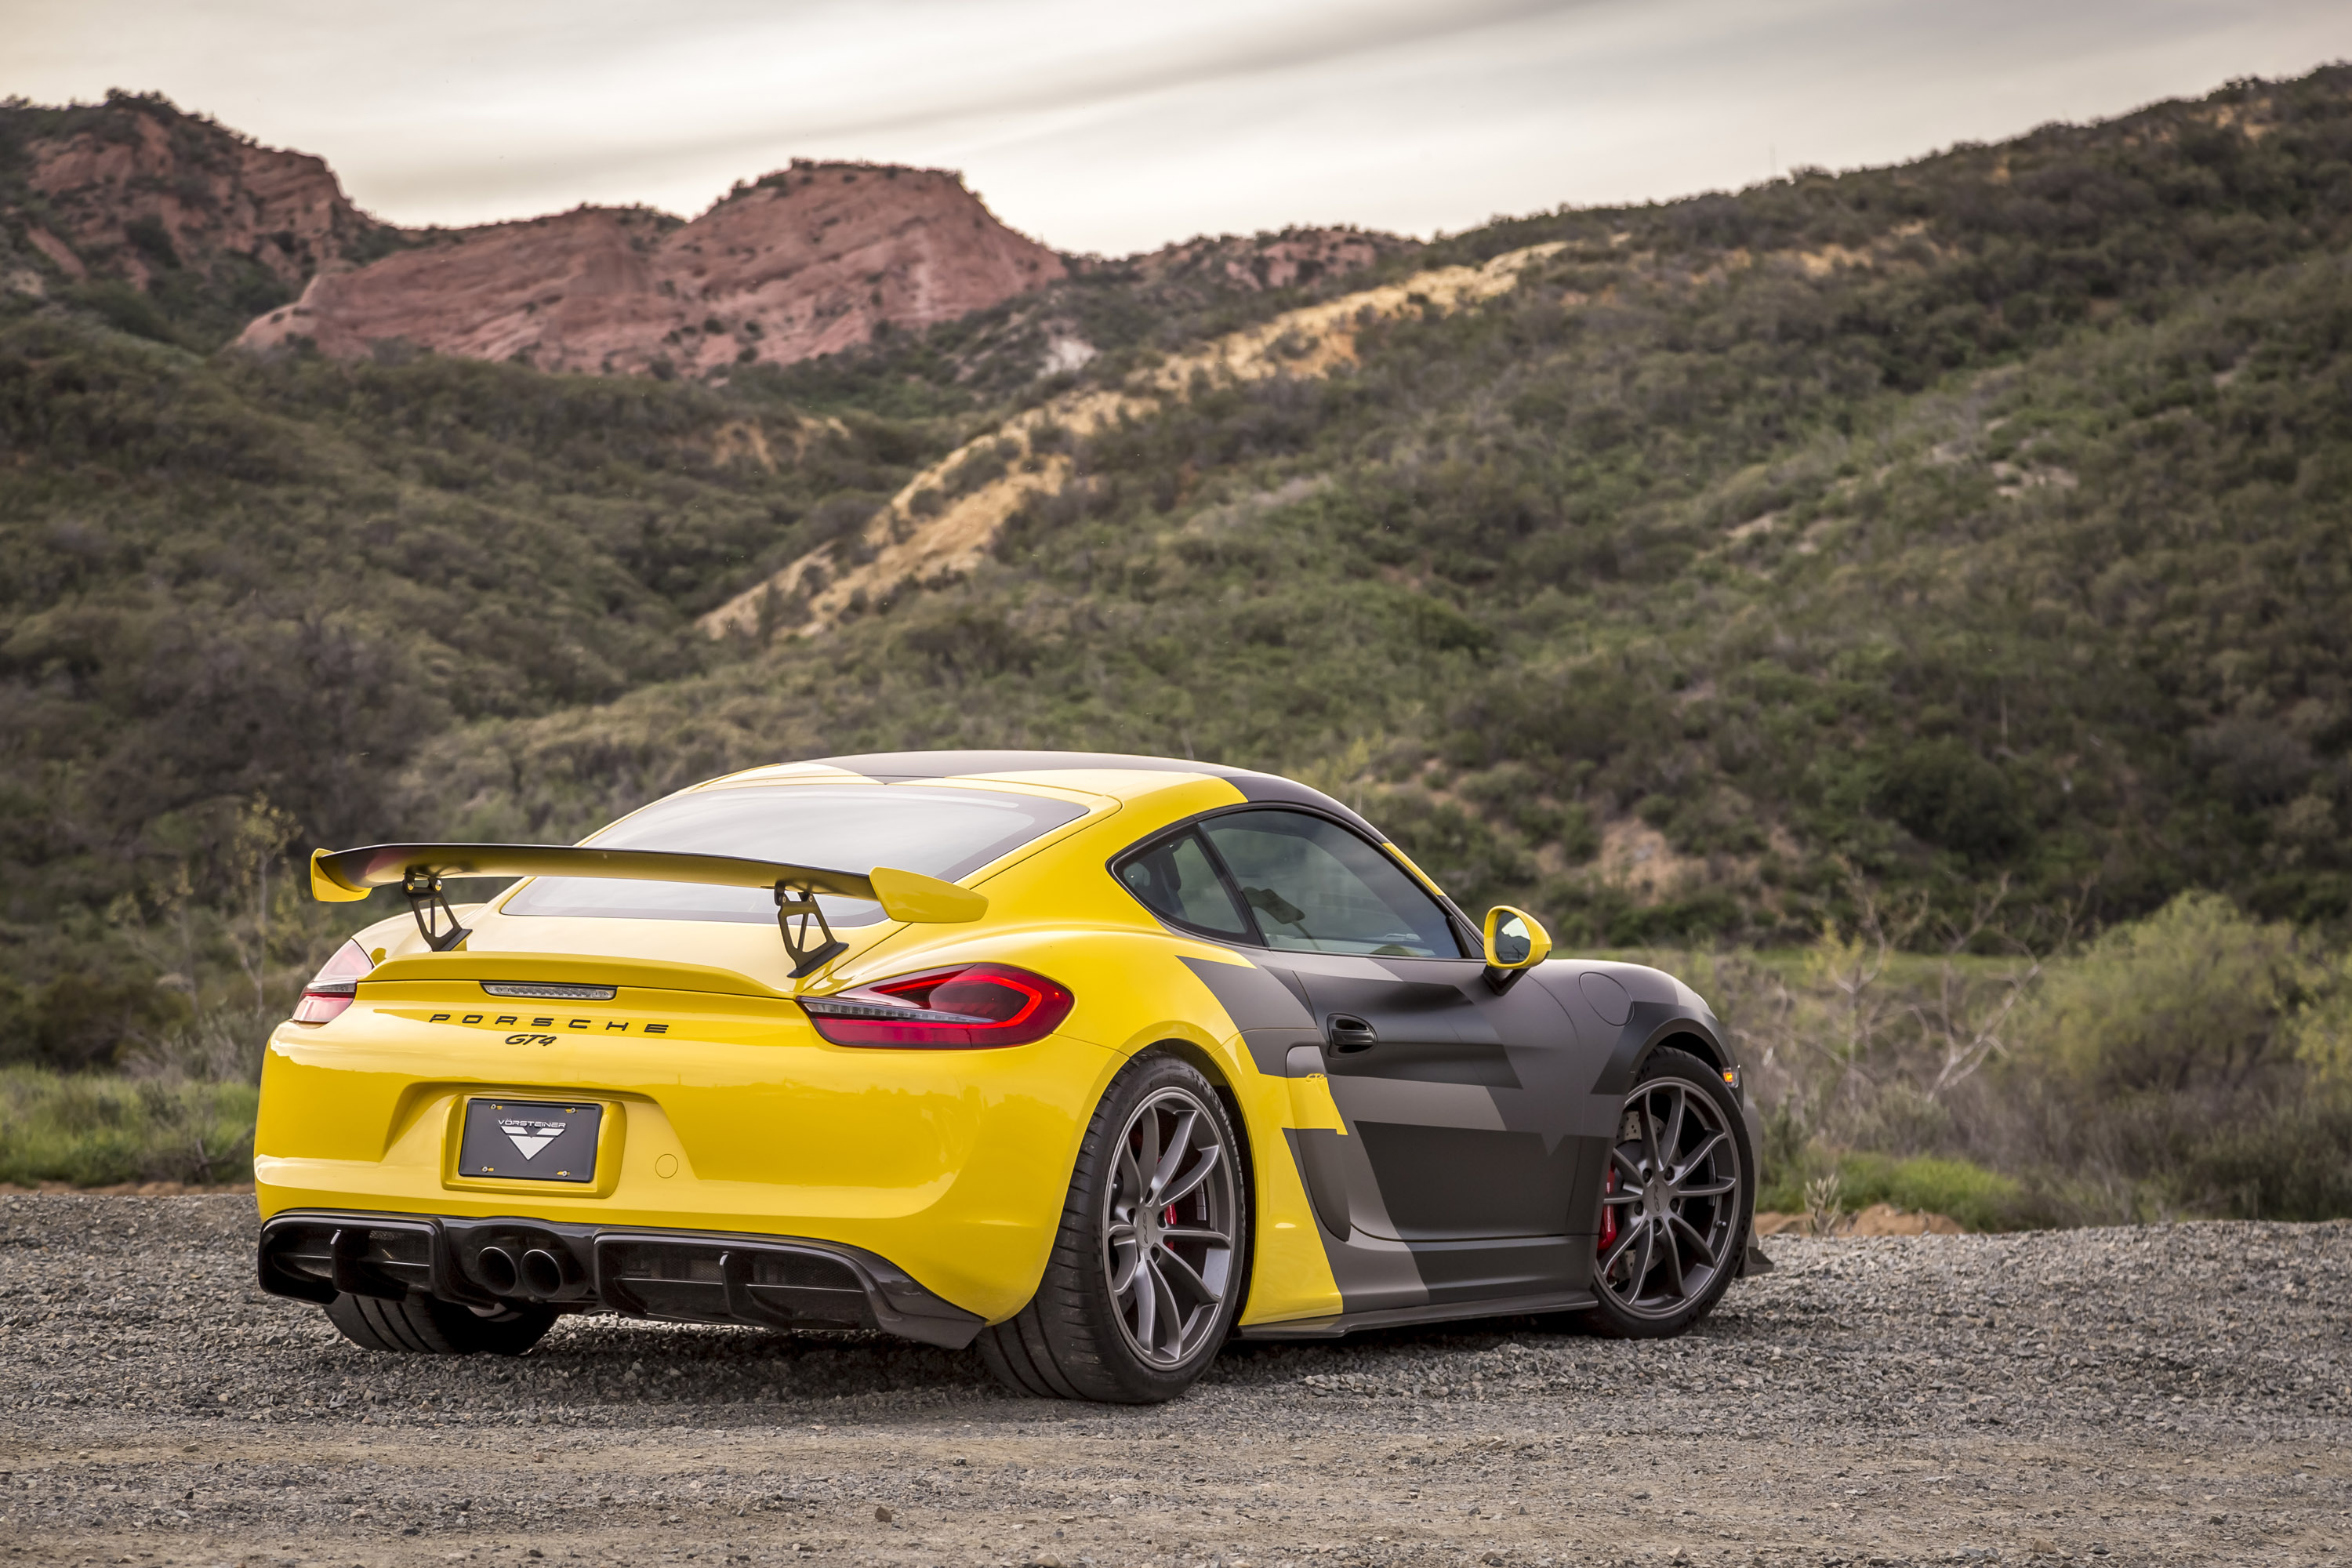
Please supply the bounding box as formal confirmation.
[323,1293,555,1356]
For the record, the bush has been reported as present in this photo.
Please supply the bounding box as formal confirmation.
[1873,739,2031,864]
[2016,891,2303,1094]
[2173,1094,2352,1221]
[1838,1152,2031,1232]
[0,1068,256,1185]
[1755,1148,2029,1232]
[1364,788,1534,916]
[2,971,194,1073]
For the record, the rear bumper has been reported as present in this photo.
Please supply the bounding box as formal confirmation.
[258,1209,985,1349]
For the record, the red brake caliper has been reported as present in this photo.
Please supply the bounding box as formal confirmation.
[1164,1204,1178,1227]
[1598,1166,1619,1253]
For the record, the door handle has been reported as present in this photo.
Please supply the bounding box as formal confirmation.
[1327,1014,1377,1053]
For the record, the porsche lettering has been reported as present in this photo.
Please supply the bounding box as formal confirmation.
[423,1011,670,1034]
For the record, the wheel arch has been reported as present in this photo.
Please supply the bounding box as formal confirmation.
[1647,1025,1727,1077]
[1594,1005,1732,1097]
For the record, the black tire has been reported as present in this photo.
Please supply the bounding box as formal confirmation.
[323,1292,556,1356]
[1580,1047,1754,1340]
[978,1051,1249,1403]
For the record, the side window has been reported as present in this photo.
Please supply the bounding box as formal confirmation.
[1198,810,1464,958]
[1116,829,1252,940]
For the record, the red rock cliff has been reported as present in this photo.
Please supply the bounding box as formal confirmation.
[13,93,393,292]
[238,162,1065,375]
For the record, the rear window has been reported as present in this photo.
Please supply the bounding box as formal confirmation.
[1116,829,1252,940]
[501,785,1087,926]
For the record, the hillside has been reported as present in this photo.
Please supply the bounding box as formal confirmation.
[417,67,2352,944]
[5,69,2352,1069]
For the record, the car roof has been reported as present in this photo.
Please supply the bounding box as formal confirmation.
[715,750,1385,841]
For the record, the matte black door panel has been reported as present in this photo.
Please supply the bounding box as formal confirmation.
[1312,972,1519,1087]
[1164,883,1628,1314]
[1279,953,1592,1247]
[1352,1122,1583,1240]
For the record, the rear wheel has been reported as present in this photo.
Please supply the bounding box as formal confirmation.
[1580,1047,1752,1339]
[324,1292,556,1356]
[979,1052,1247,1403]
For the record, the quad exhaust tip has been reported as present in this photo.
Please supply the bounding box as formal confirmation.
[521,1247,573,1296]
[474,1245,520,1294]
[471,1242,582,1299]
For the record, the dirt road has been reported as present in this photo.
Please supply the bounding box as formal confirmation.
[3,1195,2346,1566]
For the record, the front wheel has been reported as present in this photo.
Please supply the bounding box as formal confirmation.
[979,1052,1248,1403]
[1580,1047,1752,1339]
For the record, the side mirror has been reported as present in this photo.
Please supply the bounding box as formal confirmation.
[1482,906,1552,986]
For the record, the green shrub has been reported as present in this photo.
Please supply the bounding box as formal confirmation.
[2016,891,2303,1094]
[1873,739,2031,865]
[0,1068,257,1186]
[1755,1148,2027,1232]
[2172,1094,2352,1221]
[1838,1152,2029,1232]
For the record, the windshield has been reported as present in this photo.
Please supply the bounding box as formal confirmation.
[501,785,1088,926]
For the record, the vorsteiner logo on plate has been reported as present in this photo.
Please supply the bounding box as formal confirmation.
[457,1099,602,1183]
[499,1117,565,1160]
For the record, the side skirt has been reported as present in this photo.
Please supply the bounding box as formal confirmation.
[1234,1288,1597,1341]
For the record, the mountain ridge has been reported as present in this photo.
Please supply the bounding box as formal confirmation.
[234,160,1068,376]
[1,92,1406,376]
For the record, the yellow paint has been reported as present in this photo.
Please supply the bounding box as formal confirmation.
[263,763,1351,1327]
[310,847,368,902]
[1283,1072,1348,1135]
[1481,905,1554,970]
[867,864,988,923]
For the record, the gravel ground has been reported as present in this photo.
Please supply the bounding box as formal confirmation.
[2,1196,2347,1568]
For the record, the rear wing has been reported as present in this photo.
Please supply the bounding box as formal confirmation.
[310,842,985,977]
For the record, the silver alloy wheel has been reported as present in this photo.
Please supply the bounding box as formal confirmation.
[1596,1076,1741,1319]
[1102,1084,1238,1368]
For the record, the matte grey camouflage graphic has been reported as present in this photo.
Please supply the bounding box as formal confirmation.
[1181,946,1751,1337]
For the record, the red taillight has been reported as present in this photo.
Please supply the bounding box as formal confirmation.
[800,964,1073,1049]
[292,938,375,1024]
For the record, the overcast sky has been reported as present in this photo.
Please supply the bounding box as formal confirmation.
[12,0,2352,255]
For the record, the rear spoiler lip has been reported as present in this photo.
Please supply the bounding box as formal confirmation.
[358,950,793,1000]
[308,844,986,926]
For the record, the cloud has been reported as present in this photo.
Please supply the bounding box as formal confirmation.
[10,0,2352,252]
[314,0,1601,205]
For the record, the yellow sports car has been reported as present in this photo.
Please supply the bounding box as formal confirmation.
[257,751,1763,1403]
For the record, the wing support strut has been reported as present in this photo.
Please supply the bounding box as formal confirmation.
[402,869,472,953]
[775,881,846,978]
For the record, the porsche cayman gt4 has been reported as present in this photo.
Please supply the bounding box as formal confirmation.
[256,751,1765,1403]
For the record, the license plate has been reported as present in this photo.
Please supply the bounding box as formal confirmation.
[459,1098,602,1182]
